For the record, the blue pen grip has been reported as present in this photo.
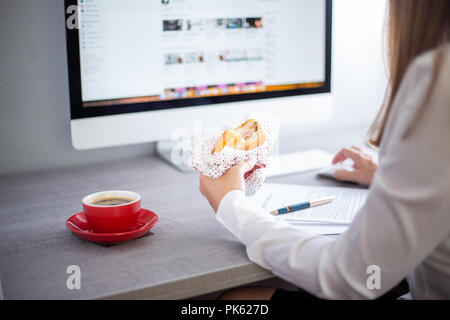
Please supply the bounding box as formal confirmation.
[278,202,310,214]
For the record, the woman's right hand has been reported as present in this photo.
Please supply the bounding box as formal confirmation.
[332,146,378,186]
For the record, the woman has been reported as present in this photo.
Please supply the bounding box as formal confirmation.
[199,0,450,300]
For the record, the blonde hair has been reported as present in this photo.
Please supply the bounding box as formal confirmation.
[367,0,450,147]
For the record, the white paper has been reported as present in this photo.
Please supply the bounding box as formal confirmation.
[248,183,368,234]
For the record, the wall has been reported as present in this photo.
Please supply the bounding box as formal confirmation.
[332,0,388,124]
[0,0,387,176]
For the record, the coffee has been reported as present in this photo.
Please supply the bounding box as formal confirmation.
[91,197,135,206]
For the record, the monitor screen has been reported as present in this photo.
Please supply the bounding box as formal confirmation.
[66,0,332,119]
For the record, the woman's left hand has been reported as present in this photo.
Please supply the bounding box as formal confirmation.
[199,158,258,213]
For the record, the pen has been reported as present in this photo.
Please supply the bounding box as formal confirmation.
[271,196,335,215]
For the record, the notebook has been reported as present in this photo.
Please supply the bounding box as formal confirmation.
[248,183,369,234]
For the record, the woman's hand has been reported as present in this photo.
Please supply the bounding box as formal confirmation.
[332,146,378,186]
[199,158,258,213]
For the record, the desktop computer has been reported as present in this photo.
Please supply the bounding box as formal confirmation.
[65,0,333,172]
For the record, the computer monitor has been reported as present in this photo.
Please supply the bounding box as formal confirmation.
[65,0,332,151]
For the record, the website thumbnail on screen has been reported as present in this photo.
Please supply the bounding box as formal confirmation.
[77,0,326,107]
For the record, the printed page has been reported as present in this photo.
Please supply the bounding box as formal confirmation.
[249,183,368,224]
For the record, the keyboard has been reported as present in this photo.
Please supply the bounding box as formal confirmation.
[265,149,334,178]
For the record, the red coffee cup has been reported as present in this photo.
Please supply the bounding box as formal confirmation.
[82,191,141,233]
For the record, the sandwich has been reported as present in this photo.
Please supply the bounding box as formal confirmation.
[212,119,266,154]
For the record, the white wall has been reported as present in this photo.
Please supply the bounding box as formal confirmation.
[0,0,388,176]
[331,0,388,127]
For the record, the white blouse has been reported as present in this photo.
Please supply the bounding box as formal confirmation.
[216,47,450,300]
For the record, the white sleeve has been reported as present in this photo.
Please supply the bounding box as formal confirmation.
[216,53,450,300]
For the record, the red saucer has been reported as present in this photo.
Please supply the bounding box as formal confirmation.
[66,209,158,244]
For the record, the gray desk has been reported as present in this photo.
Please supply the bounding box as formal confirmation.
[0,125,367,299]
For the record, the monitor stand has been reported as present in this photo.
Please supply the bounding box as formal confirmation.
[156,140,194,173]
